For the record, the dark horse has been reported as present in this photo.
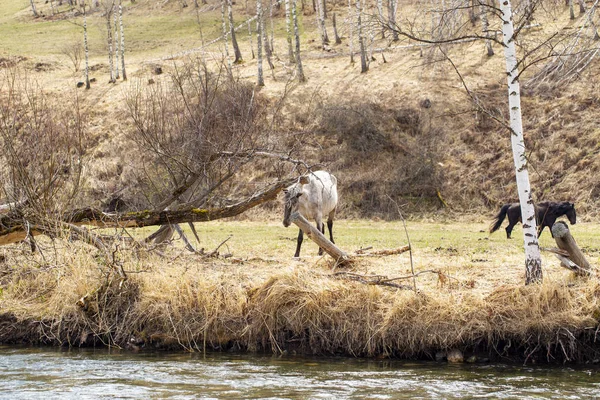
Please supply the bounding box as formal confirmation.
[489,201,576,239]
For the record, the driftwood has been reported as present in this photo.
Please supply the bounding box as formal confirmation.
[551,221,591,276]
[0,179,295,246]
[288,211,351,266]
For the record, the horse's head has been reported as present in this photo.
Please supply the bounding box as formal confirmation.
[565,202,577,225]
[282,176,309,227]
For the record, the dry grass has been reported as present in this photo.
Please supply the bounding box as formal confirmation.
[1,220,599,362]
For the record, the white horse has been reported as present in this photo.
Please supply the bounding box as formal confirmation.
[282,170,338,257]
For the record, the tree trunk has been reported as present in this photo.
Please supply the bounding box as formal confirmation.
[0,179,297,245]
[119,1,127,80]
[498,0,542,284]
[83,5,91,90]
[263,9,275,70]
[289,212,351,265]
[248,20,255,59]
[377,0,384,38]
[481,0,493,56]
[387,0,398,41]
[348,0,354,63]
[551,222,591,276]
[107,8,115,83]
[228,0,243,64]
[332,12,342,44]
[292,0,306,82]
[578,0,585,14]
[257,0,265,86]
[221,0,232,71]
[285,0,295,62]
[357,0,368,73]
[315,0,329,48]
[569,0,575,19]
[114,3,120,79]
[30,0,39,17]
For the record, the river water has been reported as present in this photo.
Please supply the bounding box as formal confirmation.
[0,346,599,399]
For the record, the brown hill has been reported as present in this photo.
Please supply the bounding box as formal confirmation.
[2,0,599,219]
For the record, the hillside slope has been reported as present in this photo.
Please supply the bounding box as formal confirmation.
[2,0,599,219]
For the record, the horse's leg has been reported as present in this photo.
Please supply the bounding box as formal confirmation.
[505,223,514,239]
[294,228,303,258]
[317,220,325,255]
[327,219,334,244]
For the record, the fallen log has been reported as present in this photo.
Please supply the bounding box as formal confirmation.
[551,221,591,276]
[0,179,295,246]
[288,211,352,266]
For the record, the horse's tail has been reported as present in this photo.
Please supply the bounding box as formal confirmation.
[489,204,511,234]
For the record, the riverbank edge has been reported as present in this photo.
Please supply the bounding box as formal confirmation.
[1,272,599,365]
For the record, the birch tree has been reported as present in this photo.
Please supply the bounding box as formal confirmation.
[30,0,39,17]
[292,0,306,82]
[82,1,91,89]
[105,4,116,83]
[315,0,329,48]
[257,0,265,86]
[118,0,127,80]
[498,0,542,284]
[228,0,243,64]
[387,0,398,41]
[481,0,494,56]
[221,0,232,71]
[114,4,120,80]
[356,0,368,73]
[285,0,295,63]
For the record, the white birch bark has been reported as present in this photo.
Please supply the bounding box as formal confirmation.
[106,8,115,83]
[315,0,329,48]
[498,0,542,284]
[377,0,384,38]
[285,0,295,63]
[387,0,398,41]
[348,0,355,63]
[481,0,493,56]
[356,0,368,72]
[257,0,265,86]
[292,0,306,82]
[119,0,127,80]
[83,4,91,89]
[221,0,232,72]
[114,4,120,79]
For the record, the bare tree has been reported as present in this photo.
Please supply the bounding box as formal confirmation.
[83,1,91,89]
[498,0,541,284]
[356,0,368,73]
[387,0,398,41]
[30,0,39,17]
[221,0,232,71]
[315,0,330,48]
[285,0,295,62]
[118,0,127,80]
[480,0,494,56]
[228,0,243,64]
[292,0,306,81]
[61,41,83,73]
[114,3,120,80]
[332,12,342,44]
[104,2,116,83]
[257,0,265,86]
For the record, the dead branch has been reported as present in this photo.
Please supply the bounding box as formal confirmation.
[353,246,410,257]
[331,271,414,290]
[0,178,296,246]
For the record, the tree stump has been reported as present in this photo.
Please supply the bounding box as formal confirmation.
[551,221,591,276]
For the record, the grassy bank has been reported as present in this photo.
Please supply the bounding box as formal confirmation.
[1,220,599,363]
